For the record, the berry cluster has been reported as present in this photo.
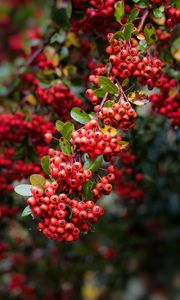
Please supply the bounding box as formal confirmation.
[115,152,144,201]
[107,37,164,90]
[150,78,180,127]
[95,100,137,131]
[0,205,18,219]
[71,119,122,160]
[156,29,172,42]
[93,165,115,200]
[33,52,56,70]
[28,181,104,242]
[48,149,92,193]
[35,84,82,119]
[166,5,180,27]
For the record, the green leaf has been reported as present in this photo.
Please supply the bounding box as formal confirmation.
[52,8,69,30]
[66,205,73,218]
[70,107,91,124]
[41,156,50,176]
[171,37,180,61]
[61,122,74,140]
[59,137,72,155]
[60,47,69,60]
[55,120,64,132]
[82,180,94,200]
[14,184,32,196]
[30,174,45,190]
[124,23,133,41]
[94,88,106,98]
[104,100,114,107]
[21,205,32,217]
[66,1,72,18]
[136,1,147,8]
[114,1,124,23]
[122,78,130,87]
[50,30,66,44]
[128,8,139,21]
[113,31,124,39]
[153,8,163,19]
[144,24,157,44]
[98,76,118,95]
[84,155,103,172]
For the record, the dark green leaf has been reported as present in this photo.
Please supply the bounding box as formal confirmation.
[66,205,73,218]
[114,1,124,23]
[14,184,32,196]
[124,23,133,41]
[41,156,50,176]
[94,88,106,98]
[128,8,139,21]
[84,155,103,172]
[55,120,64,132]
[21,206,31,217]
[104,100,114,107]
[98,76,118,95]
[113,31,124,39]
[30,174,45,190]
[70,107,91,124]
[122,78,130,87]
[82,180,94,200]
[52,8,69,30]
[59,137,72,155]
[61,122,74,140]
[144,24,157,44]
[171,37,180,60]
[136,1,147,8]
[66,1,72,18]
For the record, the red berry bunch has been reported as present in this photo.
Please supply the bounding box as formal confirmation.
[28,181,104,242]
[93,165,115,200]
[115,152,144,201]
[156,29,172,42]
[48,149,92,193]
[95,100,137,131]
[35,84,82,119]
[150,78,180,127]
[32,52,56,70]
[106,36,164,90]
[71,119,122,160]
[166,5,180,27]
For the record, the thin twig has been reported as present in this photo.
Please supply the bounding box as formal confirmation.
[137,9,149,33]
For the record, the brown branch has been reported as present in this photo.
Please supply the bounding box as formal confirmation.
[137,9,149,33]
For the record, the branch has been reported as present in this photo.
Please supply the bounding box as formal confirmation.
[137,9,149,33]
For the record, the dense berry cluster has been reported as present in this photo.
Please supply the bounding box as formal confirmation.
[71,119,123,160]
[0,147,40,193]
[166,5,180,27]
[28,181,104,242]
[48,149,92,193]
[115,152,144,201]
[107,36,163,90]
[35,84,82,119]
[93,165,115,200]
[150,78,180,127]
[0,205,18,219]
[95,100,137,131]
[0,113,55,145]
